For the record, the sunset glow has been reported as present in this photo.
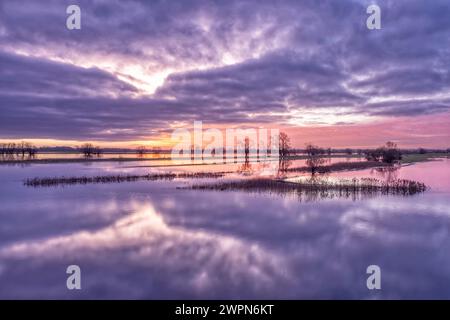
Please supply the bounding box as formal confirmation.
[1,0,448,149]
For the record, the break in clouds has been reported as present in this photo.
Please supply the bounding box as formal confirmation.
[0,0,449,141]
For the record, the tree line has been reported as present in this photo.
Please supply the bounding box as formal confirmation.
[0,142,37,156]
[79,143,102,157]
[302,141,403,175]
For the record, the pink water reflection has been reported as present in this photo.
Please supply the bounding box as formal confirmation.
[328,159,450,192]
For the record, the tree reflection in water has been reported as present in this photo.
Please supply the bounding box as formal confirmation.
[371,164,401,183]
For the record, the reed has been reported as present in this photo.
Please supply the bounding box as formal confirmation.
[24,172,225,187]
[285,161,391,173]
[187,177,427,196]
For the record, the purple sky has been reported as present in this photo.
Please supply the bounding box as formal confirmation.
[0,0,449,147]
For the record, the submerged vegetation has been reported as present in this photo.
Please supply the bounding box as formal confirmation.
[24,172,225,187]
[24,159,428,199]
[17,135,433,199]
[284,161,391,173]
[187,177,427,197]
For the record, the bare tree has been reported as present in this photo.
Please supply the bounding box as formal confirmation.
[382,141,401,163]
[23,142,37,156]
[136,146,147,156]
[5,143,16,155]
[0,143,15,157]
[365,141,401,163]
[238,139,253,175]
[80,143,96,158]
[93,146,102,157]
[17,141,26,156]
[279,132,291,158]
[244,137,250,159]
[237,137,253,174]
[305,143,326,175]
[0,141,37,158]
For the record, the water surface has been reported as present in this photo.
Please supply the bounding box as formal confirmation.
[0,159,449,299]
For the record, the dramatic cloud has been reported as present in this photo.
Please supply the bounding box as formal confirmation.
[0,0,449,143]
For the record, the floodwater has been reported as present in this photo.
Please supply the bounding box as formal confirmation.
[0,158,449,299]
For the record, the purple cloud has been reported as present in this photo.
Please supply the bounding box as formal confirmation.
[0,0,449,141]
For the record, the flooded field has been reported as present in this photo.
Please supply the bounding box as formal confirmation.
[0,158,449,299]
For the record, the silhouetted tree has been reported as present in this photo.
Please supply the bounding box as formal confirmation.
[366,141,402,163]
[365,149,383,162]
[4,143,16,155]
[279,132,291,158]
[305,143,326,175]
[234,137,251,173]
[244,137,250,159]
[18,141,27,156]
[24,142,37,156]
[382,141,402,163]
[0,141,37,157]
[93,146,102,157]
[418,148,427,154]
[80,143,101,157]
[276,158,292,178]
[136,146,147,156]
[6,143,16,155]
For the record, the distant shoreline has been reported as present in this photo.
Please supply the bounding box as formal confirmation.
[0,153,359,165]
[0,152,448,165]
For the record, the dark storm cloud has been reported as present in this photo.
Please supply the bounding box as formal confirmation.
[0,52,288,140]
[0,0,298,68]
[366,99,450,117]
[0,51,138,98]
[0,0,449,140]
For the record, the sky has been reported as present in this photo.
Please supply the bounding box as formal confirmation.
[0,0,449,148]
